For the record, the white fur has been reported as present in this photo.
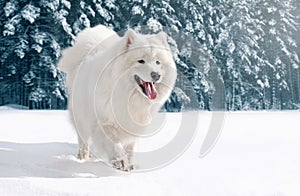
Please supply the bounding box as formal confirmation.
[58,25,177,171]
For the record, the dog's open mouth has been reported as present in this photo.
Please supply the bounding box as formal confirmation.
[134,75,157,100]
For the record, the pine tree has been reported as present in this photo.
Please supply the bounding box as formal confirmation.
[254,0,299,109]
[164,87,190,112]
[211,0,299,110]
[213,0,266,110]
[0,0,72,109]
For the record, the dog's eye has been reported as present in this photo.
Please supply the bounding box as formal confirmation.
[156,61,160,65]
[138,60,145,64]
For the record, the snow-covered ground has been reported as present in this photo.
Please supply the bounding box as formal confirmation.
[0,107,300,196]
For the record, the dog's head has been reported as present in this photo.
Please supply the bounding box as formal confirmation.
[121,29,177,101]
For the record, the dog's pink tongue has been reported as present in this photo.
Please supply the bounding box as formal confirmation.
[143,82,157,100]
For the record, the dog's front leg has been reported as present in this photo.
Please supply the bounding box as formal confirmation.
[110,142,133,171]
[90,125,133,171]
[123,142,136,170]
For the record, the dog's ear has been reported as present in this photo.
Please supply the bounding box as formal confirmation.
[156,31,168,47]
[125,29,139,48]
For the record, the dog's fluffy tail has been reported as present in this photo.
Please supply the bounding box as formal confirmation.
[58,25,117,74]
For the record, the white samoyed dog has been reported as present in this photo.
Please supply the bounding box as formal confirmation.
[59,25,177,171]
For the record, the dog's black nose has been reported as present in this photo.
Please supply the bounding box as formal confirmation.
[151,72,160,82]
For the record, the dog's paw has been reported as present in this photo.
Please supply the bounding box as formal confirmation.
[111,159,134,172]
[77,152,90,161]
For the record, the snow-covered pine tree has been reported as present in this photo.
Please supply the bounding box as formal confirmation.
[171,0,235,110]
[164,87,190,112]
[213,0,267,110]
[0,0,72,109]
[67,0,118,35]
[212,0,299,110]
[293,0,300,106]
[254,0,299,109]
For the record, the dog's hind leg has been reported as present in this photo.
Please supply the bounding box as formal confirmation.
[77,136,90,160]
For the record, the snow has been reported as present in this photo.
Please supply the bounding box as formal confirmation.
[0,104,29,110]
[228,41,236,54]
[132,5,144,16]
[14,39,29,59]
[61,0,71,9]
[32,44,43,53]
[21,4,40,24]
[257,79,264,88]
[40,0,60,11]
[0,109,300,196]
[4,2,16,17]
[147,18,163,32]
[268,19,276,26]
[267,6,277,13]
